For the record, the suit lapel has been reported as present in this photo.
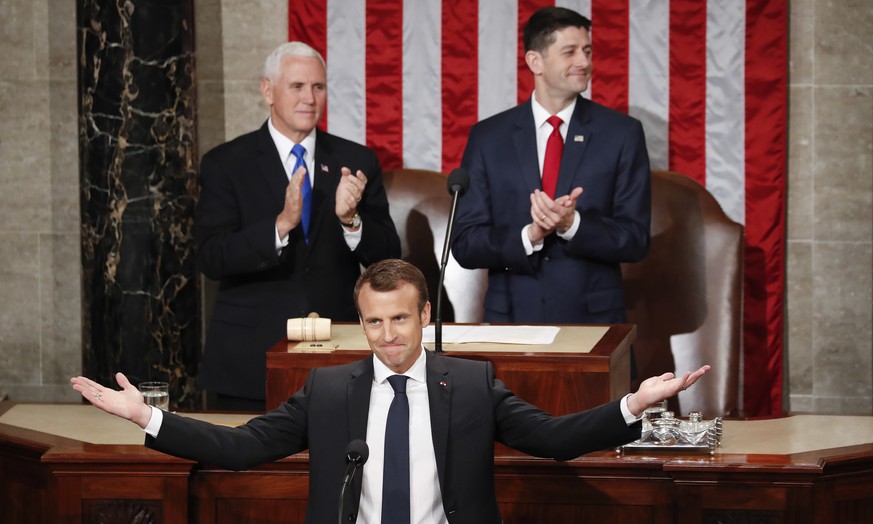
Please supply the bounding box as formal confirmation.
[255,122,292,204]
[346,357,373,504]
[308,129,340,248]
[425,351,451,496]
[556,96,592,198]
[512,101,543,193]
[346,356,373,441]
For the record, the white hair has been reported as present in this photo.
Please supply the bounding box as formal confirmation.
[263,42,326,82]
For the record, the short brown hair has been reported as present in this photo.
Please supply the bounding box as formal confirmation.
[523,6,591,54]
[354,259,429,314]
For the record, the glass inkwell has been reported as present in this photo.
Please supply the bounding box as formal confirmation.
[621,402,723,455]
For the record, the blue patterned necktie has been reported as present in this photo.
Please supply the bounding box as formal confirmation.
[382,374,410,524]
[290,143,312,243]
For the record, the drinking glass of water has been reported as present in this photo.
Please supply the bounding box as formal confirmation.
[139,381,170,411]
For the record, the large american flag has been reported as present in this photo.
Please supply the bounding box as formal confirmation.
[289,0,787,417]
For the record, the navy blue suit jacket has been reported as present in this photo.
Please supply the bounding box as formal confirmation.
[195,123,400,400]
[147,351,642,523]
[452,96,651,324]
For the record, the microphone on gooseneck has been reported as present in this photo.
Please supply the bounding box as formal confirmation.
[435,168,470,354]
[338,439,369,524]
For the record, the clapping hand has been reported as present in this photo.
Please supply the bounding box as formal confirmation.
[276,166,307,238]
[336,167,367,225]
[528,187,583,243]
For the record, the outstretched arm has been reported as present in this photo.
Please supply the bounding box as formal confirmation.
[625,365,711,417]
[70,372,152,429]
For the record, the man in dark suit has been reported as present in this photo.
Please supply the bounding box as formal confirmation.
[452,7,651,325]
[72,259,709,524]
[196,42,400,410]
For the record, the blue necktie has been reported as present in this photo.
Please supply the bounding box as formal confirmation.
[290,144,312,243]
[382,375,410,524]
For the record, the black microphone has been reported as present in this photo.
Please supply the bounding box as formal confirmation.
[338,439,369,524]
[435,168,470,354]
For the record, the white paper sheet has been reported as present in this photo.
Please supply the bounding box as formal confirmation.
[423,325,560,345]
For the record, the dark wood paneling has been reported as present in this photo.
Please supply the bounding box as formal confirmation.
[266,324,634,414]
[3,409,873,523]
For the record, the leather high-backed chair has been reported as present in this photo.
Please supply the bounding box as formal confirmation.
[383,169,486,323]
[384,168,743,417]
[622,170,743,417]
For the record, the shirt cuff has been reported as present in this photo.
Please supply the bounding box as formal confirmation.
[557,211,581,240]
[620,394,644,425]
[142,405,164,437]
[521,225,544,256]
[275,225,290,252]
[342,222,363,251]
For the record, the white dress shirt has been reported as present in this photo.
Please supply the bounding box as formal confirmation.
[358,348,447,524]
[266,117,362,252]
[521,92,582,255]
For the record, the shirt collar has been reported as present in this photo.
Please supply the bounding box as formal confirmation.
[531,91,577,131]
[372,347,427,385]
[267,117,317,163]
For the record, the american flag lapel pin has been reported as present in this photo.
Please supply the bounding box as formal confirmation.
[574,135,584,143]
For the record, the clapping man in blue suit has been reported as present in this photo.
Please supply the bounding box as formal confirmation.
[453,7,651,325]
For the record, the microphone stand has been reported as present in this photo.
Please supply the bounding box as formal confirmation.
[338,458,362,524]
[435,188,462,353]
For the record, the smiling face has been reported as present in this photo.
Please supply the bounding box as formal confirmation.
[261,54,326,143]
[357,282,431,374]
[526,25,592,112]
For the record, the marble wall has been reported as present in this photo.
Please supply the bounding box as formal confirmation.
[786,0,873,414]
[0,0,80,402]
[0,0,870,415]
[77,0,200,409]
[194,0,287,151]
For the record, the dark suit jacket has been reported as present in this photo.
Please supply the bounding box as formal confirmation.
[147,351,642,523]
[195,123,400,400]
[452,96,651,324]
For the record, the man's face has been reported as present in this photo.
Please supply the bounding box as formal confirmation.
[358,282,431,374]
[261,54,326,142]
[529,25,593,100]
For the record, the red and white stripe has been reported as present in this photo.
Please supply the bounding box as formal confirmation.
[289,0,786,417]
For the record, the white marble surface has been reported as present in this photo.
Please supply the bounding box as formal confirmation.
[0,404,252,445]
[719,415,873,455]
[3,405,871,457]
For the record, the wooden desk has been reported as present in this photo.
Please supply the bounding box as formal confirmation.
[266,323,635,413]
[2,405,872,524]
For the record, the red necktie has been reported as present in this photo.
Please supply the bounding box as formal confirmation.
[542,115,564,198]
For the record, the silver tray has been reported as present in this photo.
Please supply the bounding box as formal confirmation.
[619,413,723,455]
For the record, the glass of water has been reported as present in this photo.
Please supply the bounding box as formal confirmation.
[139,381,170,411]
